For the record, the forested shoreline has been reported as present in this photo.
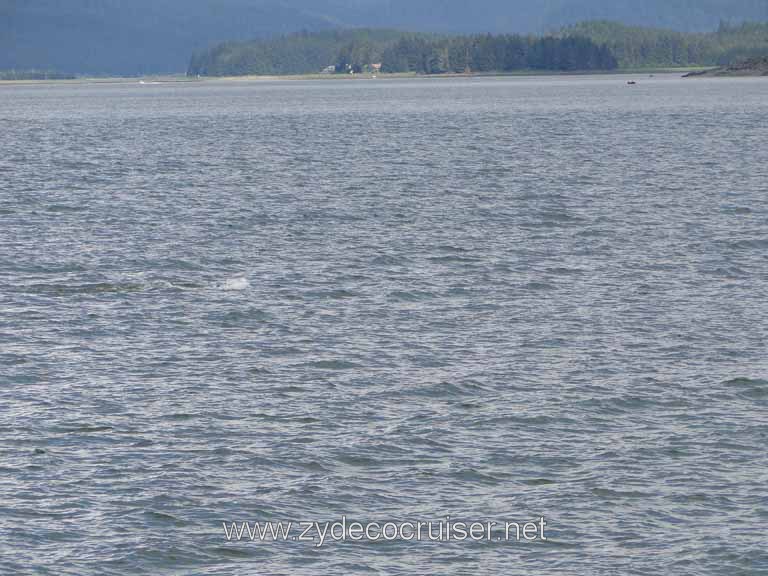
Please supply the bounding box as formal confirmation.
[4,0,766,75]
[3,19,765,80]
[188,21,768,77]
[563,21,768,68]
[187,29,618,77]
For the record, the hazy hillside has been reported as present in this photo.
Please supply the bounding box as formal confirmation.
[351,0,768,34]
[545,0,768,32]
[0,0,340,75]
[1,0,766,75]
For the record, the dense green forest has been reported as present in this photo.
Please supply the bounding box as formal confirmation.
[188,30,400,77]
[562,21,768,67]
[378,34,618,74]
[188,29,618,76]
[189,20,768,77]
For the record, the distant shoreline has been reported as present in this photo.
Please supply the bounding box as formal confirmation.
[201,67,715,82]
[0,67,720,87]
[683,57,768,77]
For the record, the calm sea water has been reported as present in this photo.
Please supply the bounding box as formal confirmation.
[1,75,767,575]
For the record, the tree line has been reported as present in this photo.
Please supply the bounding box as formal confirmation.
[378,34,617,74]
[188,20,768,77]
[562,21,768,68]
[188,29,618,76]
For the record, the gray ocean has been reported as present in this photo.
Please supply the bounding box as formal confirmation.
[1,75,767,575]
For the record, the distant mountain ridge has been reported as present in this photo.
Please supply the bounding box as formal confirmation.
[1,0,766,74]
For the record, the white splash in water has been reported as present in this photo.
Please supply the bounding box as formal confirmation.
[218,277,251,291]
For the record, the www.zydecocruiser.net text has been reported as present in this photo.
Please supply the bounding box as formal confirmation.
[223,516,548,547]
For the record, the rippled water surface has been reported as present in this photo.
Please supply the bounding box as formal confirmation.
[1,75,767,575]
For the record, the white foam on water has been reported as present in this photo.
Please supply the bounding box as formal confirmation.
[218,277,251,291]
